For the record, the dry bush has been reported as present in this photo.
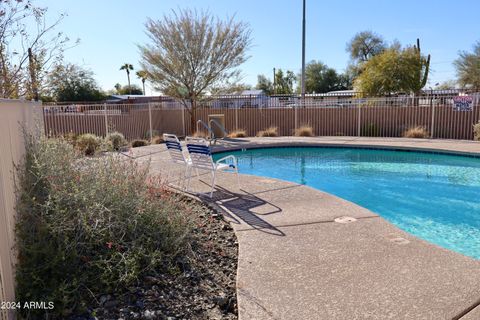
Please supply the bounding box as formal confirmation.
[474,122,480,141]
[152,135,164,144]
[228,129,247,138]
[131,139,149,148]
[403,126,429,138]
[294,125,314,137]
[193,131,207,138]
[257,126,278,137]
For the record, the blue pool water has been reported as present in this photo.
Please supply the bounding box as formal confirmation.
[214,147,480,259]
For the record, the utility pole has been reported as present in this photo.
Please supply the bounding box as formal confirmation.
[301,0,306,101]
[273,68,276,95]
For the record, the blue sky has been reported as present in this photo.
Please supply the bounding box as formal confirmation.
[37,0,479,93]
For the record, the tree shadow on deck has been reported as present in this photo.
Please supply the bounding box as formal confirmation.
[199,185,285,236]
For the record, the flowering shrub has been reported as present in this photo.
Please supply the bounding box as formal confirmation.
[15,137,191,318]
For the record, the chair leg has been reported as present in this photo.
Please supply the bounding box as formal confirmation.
[210,170,216,198]
[235,167,241,190]
[185,165,192,191]
[195,168,200,179]
[182,167,187,190]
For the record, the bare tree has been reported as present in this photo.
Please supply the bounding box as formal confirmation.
[0,0,77,99]
[139,9,251,133]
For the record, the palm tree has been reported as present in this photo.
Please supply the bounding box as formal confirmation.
[136,70,148,95]
[114,83,122,94]
[119,63,134,94]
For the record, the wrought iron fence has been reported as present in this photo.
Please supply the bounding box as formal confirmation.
[43,90,480,141]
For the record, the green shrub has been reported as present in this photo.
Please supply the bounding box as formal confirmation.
[76,133,101,155]
[131,139,148,148]
[106,131,127,151]
[15,137,191,318]
[474,121,480,141]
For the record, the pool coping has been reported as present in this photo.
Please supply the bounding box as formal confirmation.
[209,136,480,158]
[131,137,480,320]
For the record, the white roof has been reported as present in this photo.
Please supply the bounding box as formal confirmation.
[240,90,265,96]
[108,95,145,100]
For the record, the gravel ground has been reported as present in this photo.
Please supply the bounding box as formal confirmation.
[86,201,238,320]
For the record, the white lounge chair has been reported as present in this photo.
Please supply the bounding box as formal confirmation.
[185,136,240,198]
[163,133,197,188]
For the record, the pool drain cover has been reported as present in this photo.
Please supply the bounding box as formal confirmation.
[334,216,357,224]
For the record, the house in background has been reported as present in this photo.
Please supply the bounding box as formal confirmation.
[211,90,269,108]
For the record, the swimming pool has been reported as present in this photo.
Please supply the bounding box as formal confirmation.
[214,147,480,260]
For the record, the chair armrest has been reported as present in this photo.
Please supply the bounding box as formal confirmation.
[216,155,238,168]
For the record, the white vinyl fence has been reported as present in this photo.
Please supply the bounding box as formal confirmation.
[0,99,43,320]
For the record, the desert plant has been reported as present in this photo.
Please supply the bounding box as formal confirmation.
[228,129,247,138]
[106,131,127,151]
[15,137,191,318]
[403,126,429,138]
[474,121,480,141]
[257,126,278,137]
[152,135,164,144]
[294,125,314,137]
[131,139,149,148]
[76,133,101,155]
[63,132,78,146]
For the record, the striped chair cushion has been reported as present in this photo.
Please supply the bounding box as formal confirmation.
[165,141,182,151]
[186,144,211,155]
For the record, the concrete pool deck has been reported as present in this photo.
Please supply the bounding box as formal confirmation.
[131,137,480,320]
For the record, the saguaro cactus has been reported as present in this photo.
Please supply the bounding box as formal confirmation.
[413,38,431,93]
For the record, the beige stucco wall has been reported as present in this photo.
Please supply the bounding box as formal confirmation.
[0,99,43,320]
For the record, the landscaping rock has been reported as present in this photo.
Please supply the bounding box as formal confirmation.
[89,202,238,319]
